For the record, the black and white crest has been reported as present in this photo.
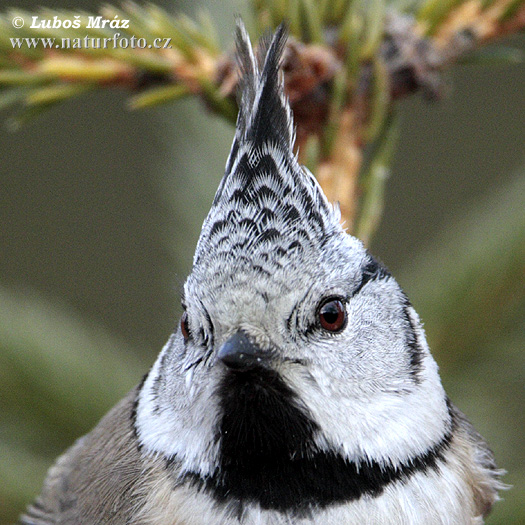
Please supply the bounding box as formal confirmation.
[193,22,342,280]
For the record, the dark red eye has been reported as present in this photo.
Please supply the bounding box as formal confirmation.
[181,311,190,341]
[318,298,347,333]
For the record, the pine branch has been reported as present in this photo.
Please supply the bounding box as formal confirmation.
[1,0,523,241]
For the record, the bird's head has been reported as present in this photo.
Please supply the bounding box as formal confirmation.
[135,22,450,493]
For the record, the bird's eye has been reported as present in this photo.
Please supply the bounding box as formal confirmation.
[318,298,347,333]
[181,311,190,341]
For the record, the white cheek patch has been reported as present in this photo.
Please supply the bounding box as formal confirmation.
[135,341,222,478]
[284,348,450,467]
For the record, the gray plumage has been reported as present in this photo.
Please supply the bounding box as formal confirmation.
[21,21,503,525]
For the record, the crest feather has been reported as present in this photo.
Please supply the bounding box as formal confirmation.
[195,22,342,274]
[229,21,293,169]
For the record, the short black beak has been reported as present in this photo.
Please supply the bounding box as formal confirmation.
[217,331,267,371]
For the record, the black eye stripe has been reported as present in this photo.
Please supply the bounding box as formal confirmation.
[352,256,390,296]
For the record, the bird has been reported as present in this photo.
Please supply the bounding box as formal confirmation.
[21,22,503,525]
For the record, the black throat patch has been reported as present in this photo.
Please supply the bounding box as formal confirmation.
[183,367,452,517]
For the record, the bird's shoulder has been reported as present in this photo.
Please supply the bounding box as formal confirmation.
[19,386,164,524]
[447,400,505,519]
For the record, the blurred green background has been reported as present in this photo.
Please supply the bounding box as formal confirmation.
[0,0,523,523]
